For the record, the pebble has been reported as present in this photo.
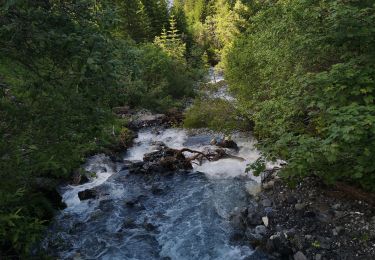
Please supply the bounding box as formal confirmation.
[247,212,263,225]
[264,206,274,214]
[287,195,298,204]
[317,236,331,249]
[315,254,322,260]
[332,203,341,210]
[262,216,269,227]
[334,210,345,218]
[335,226,344,234]
[295,203,306,211]
[263,180,275,190]
[255,225,267,235]
[294,251,307,260]
[261,199,272,207]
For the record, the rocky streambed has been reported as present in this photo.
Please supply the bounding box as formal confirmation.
[42,124,275,260]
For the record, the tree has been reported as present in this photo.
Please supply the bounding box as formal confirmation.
[141,0,169,38]
[225,0,375,191]
[154,15,186,63]
[114,0,151,41]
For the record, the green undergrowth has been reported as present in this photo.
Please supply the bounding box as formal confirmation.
[184,98,252,133]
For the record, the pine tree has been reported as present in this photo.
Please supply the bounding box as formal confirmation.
[154,15,186,63]
[141,0,169,38]
[115,0,151,42]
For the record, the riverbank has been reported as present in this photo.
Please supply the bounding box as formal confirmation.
[236,171,375,260]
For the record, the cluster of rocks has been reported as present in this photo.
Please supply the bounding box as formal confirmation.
[112,106,184,130]
[232,172,375,259]
[129,145,193,175]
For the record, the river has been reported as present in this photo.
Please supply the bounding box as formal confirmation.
[42,70,270,260]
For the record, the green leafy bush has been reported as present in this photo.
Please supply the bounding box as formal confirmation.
[184,98,251,133]
[225,0,375,190]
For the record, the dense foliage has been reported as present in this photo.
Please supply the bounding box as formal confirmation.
[0,0,200,256]
[184,97,251,133]
[182,0,248,64]
[225,0,375,190]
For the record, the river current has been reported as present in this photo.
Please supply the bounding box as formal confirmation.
[43,70,270,260]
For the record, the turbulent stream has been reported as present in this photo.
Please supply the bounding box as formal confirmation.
[43,70,271,260]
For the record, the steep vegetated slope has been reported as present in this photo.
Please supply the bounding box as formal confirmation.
[224,0,375,191]
[0,0,205,257]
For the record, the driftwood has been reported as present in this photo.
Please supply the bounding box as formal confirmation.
[176,147,245,166]
[134,145,246,174]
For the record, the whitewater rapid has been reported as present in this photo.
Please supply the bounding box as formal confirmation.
[42,68,272,260]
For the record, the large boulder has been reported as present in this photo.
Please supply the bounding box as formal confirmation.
[78,188,97,200]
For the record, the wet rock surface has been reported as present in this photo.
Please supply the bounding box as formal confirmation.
[129,145,193,174]
[234,173,375,259]
[78,188,98,200]
[210,137,239,150]
[71,168,91,185]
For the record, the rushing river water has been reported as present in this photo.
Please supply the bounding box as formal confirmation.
[43,70,270,260]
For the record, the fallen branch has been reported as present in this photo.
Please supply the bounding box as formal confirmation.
[176,147,245,165]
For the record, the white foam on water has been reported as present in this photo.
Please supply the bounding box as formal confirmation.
[60,154,116,212]
[125,129,188,161]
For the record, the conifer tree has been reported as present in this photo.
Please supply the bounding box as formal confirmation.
[141,0,169,37]
[115,0,151,41]
[154,15,186,63]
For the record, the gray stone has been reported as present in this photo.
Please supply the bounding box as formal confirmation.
[317,212,333,223]
[334,210,345,218]
[332,203,341,210]
[263,180,275,190]
[246,182,262,196]
[255,225,267,235]
[315,254,322,260]
[261,199,272,207]
[266,232,292,256]
[230,209,246,229]
[247,212,263,226]
[285,228,296,237]
[294,251,307,260]
[262,216,269,227]
[317,236,331,249]
[287,195,298,204]
[245,229,264,243]
[295,203,307,211]
[335,226,344,235]
[264,207,274,215]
